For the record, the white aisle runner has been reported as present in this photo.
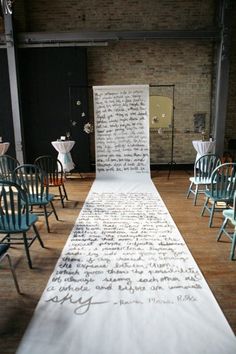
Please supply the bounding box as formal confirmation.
[17,85,236,354]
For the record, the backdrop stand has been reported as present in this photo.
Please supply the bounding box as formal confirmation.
[150,84,176,179]
[167,85,176,179]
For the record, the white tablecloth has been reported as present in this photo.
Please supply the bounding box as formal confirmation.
[0,142,10,156]
[192,140,216,161]
[51,140,75,172]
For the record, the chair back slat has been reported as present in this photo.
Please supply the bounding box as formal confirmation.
[0,180,29,231]
[0,155,20,182]
[35,155,64,185]
[233,191,236,221]
[228,169,236,197]
[14,164,49,204]
[195,154,221,181]
[34,155,68,208]
[210,163,236,200]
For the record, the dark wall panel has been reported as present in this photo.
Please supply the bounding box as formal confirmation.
[18,47,90,171]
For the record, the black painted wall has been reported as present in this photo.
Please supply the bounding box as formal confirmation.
[18,47,90,172]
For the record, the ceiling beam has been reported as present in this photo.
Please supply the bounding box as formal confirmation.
[14,29,220,47]
[0,29,221,48]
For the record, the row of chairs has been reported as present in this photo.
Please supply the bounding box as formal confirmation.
[0,155,68,207]
[0,154,69,292]
[187,154,236,260]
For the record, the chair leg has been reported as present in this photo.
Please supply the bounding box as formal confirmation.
[186,182,193,198]
[6,253,21,293]
[201,197,209,216]
[193,185,199,205]
[43,205,50,233]
[217,218,228,241]
[230,231,236,260]
[62,183,68,200]
[50,201,59,221]
[33,224,45,248]
[22,232,33,269]
[58,186,65,208]
[209,201,216,227]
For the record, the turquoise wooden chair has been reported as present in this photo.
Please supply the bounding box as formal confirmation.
[187,154,221,205]
[14,164,59,233]
[217,191,236,260]
[35,155,68,208]
[201,162,236,227]
[0,154,19,182]
[0,180,44,269]
[0,243,21,293]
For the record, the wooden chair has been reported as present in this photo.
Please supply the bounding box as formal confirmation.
[34,155,68,207]
[14,164,59,233]
[217,191,236,260]
[0,180,44,269]
[0,154,20,182]
[187,154,221,205]
[201,162,236,227]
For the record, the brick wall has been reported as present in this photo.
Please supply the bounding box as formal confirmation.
[2,0,235,164]
[87,40,213,163]
[15,0,215,32]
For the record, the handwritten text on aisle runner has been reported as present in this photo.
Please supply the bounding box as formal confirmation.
[45,191,202,315]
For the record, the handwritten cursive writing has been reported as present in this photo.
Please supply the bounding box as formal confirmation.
[45,293,109,315]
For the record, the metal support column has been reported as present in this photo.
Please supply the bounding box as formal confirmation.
[213,0,232,156]
[1,0,24,163]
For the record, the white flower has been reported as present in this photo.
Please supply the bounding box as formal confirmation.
[83,122,93,134]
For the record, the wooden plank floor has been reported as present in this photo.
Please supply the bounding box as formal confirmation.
[0,170,235,354]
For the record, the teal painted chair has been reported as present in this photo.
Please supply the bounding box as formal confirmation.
[0,243,21,293]
[0,154,19,182]
[14,164,59,233]
[34,155,68,208]
[217,191,236,260]
[0,180,44,269]
[187,154,221,205]
[201,162,236,227]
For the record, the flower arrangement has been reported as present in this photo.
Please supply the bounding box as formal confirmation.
[83,122,94,134]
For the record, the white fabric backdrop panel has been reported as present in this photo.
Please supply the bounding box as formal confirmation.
[16,85,236,354]
[93,85,150,177]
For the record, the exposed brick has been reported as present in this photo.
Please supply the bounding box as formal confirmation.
[1,0,235,163]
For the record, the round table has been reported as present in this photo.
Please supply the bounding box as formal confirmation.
[51,140,75,172]
[0,142,10,156]
[192,140,216,161]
